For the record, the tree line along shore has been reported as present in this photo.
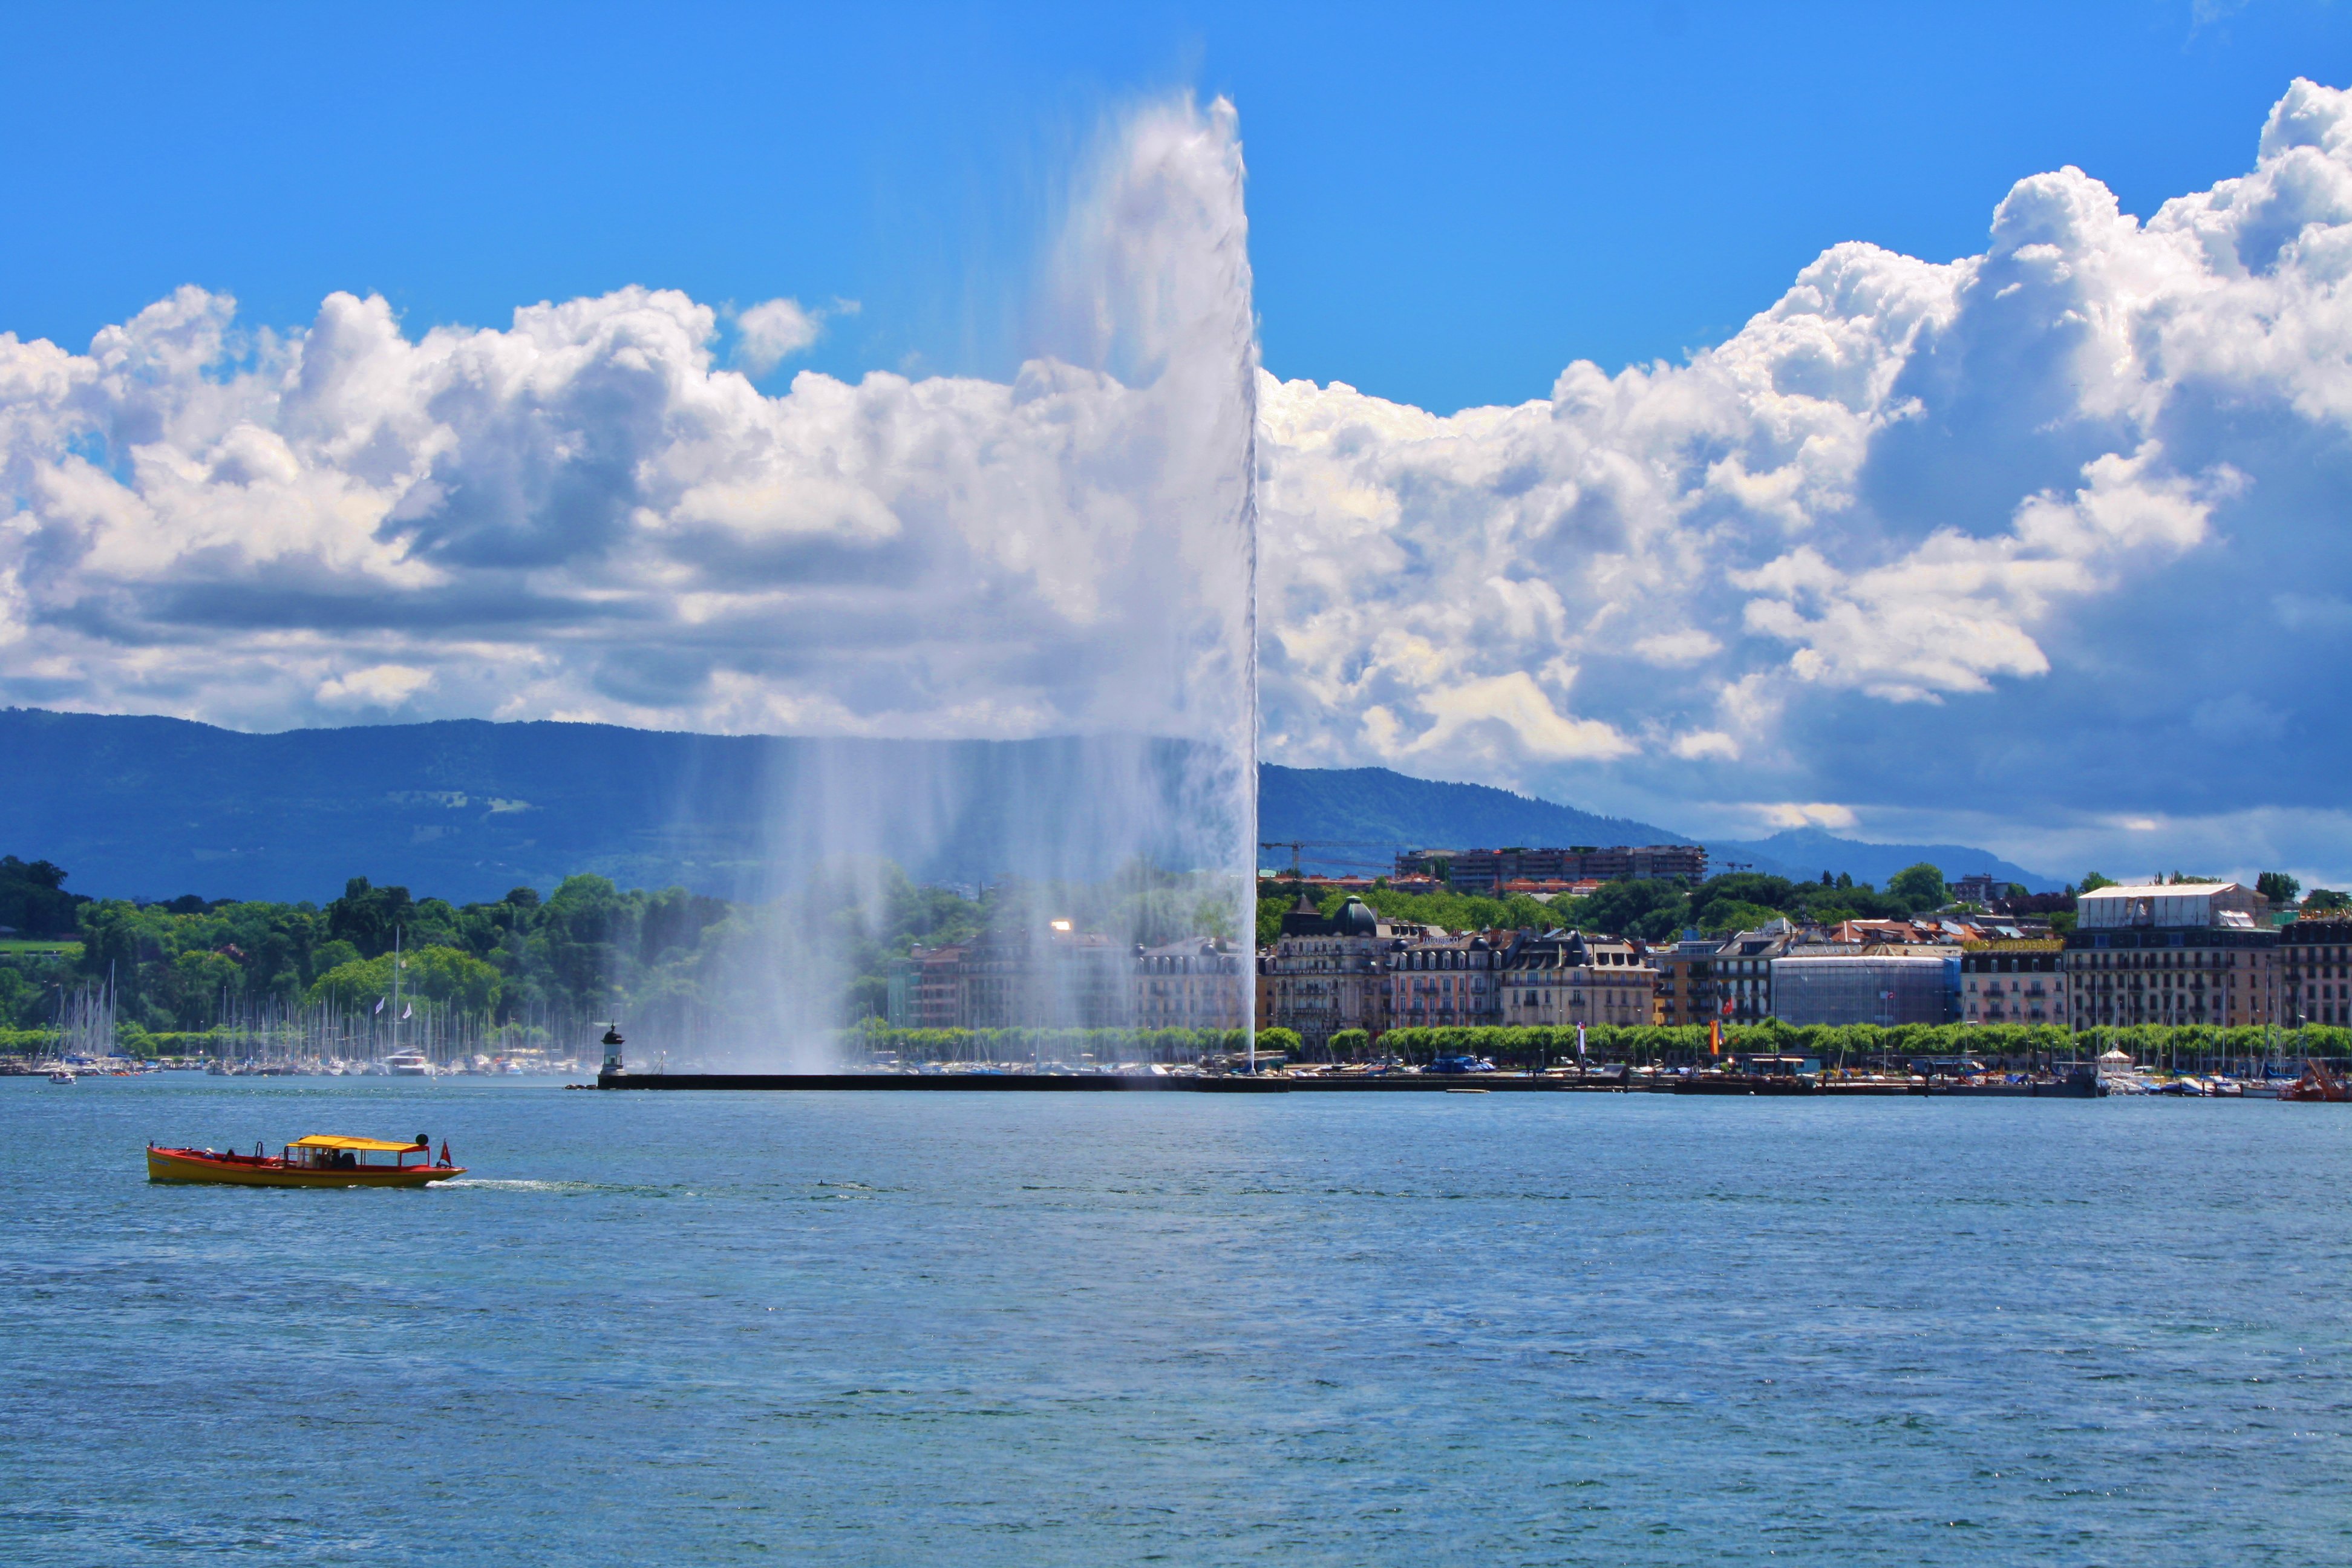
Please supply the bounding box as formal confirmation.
[841,1020,2347,1071]
[0,853,1227,1056]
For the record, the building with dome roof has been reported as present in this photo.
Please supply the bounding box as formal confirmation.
[1263,893,1425,1052]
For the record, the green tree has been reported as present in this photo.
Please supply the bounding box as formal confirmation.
[1256,1027,1302,1059]
[1563,878,1689,941]
[327,877,417,957]
[1698,900,1782,936]
[2258,871,2302,907]
[307,946,503,1014]
[0,855,83,937]
[1886,863,1948,913]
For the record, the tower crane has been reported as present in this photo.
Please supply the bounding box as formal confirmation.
[1258,840,1401,879]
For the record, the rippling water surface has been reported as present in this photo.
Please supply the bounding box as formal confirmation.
[7,1077,2350,1565]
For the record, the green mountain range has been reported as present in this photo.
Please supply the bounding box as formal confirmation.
[0,708,2058,904]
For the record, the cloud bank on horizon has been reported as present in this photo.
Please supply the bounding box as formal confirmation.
[5,82,2352,880]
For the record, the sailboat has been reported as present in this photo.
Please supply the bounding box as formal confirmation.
[380,927,430,1076]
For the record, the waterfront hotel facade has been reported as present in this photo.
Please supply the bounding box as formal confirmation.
[2278,916,2352,1028]
[2059,882,2279,1029]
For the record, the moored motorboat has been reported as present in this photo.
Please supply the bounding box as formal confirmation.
[2281,1059,2352,1103]
[48,1069,75,1085]
[146,1134,465,1187]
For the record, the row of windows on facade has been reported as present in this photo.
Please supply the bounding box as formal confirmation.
[886,939,1247,1031]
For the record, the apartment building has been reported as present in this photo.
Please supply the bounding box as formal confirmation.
[1959,940,2065,1025]
[1654,933,1725,1028]
[889,926,1243,1031]
[1387,932,1506,1029]
[1496,930,1656,1029]
[1394,843,1708,891]
[888,942,969,1030]
[2275,915,2352,1027]
[1135,938,1248,1031]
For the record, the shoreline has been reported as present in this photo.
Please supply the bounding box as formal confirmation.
[592,1070,2099,1097]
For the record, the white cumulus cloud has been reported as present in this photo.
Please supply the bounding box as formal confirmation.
[733,297,825,376]
[1256,77,2352,879]
[12,83,2352,879]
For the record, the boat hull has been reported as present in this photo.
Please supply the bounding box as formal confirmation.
[146,1148,465,1188]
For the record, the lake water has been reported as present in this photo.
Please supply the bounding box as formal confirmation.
[5,1077,2350,1566]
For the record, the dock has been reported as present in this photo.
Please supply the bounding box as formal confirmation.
[592,1071,2094,1096]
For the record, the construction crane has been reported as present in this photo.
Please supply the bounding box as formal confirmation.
[1258,840,1401,878]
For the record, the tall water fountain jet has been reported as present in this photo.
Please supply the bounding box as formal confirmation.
[698,96,1259,1067]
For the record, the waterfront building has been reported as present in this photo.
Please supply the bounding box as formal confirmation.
[2280,916,2352,1027]
[1265,894,1413,1051]
[1771,952,1959,1027]
[887,942,969,1030]
[885,925,1131,1030]
[1959,939,2065,1026]
[1653,932,1725,1027]
[1651,921,1805,1027]
[1134,939,1247,1031]
[1714,922,1801,1023]
[1496,930,1656,1029]
[1394,843,1708,891]
[2060,882,2278,1030]
[1387,931,1506,1030]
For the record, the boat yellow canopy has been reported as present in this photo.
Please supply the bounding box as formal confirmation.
[290,1135,426,1152]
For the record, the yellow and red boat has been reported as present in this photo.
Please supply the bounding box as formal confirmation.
[146,1134,466,1188]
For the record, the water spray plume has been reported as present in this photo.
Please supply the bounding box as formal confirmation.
[709,94,1259,1067]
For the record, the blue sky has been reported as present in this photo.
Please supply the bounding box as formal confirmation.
[5,1,2347,410]
[9,2,2352,887]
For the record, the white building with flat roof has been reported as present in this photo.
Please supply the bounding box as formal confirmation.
[2075,882,2267,930]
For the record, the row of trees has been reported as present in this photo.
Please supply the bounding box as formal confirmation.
[1325,1021,2350,1068]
